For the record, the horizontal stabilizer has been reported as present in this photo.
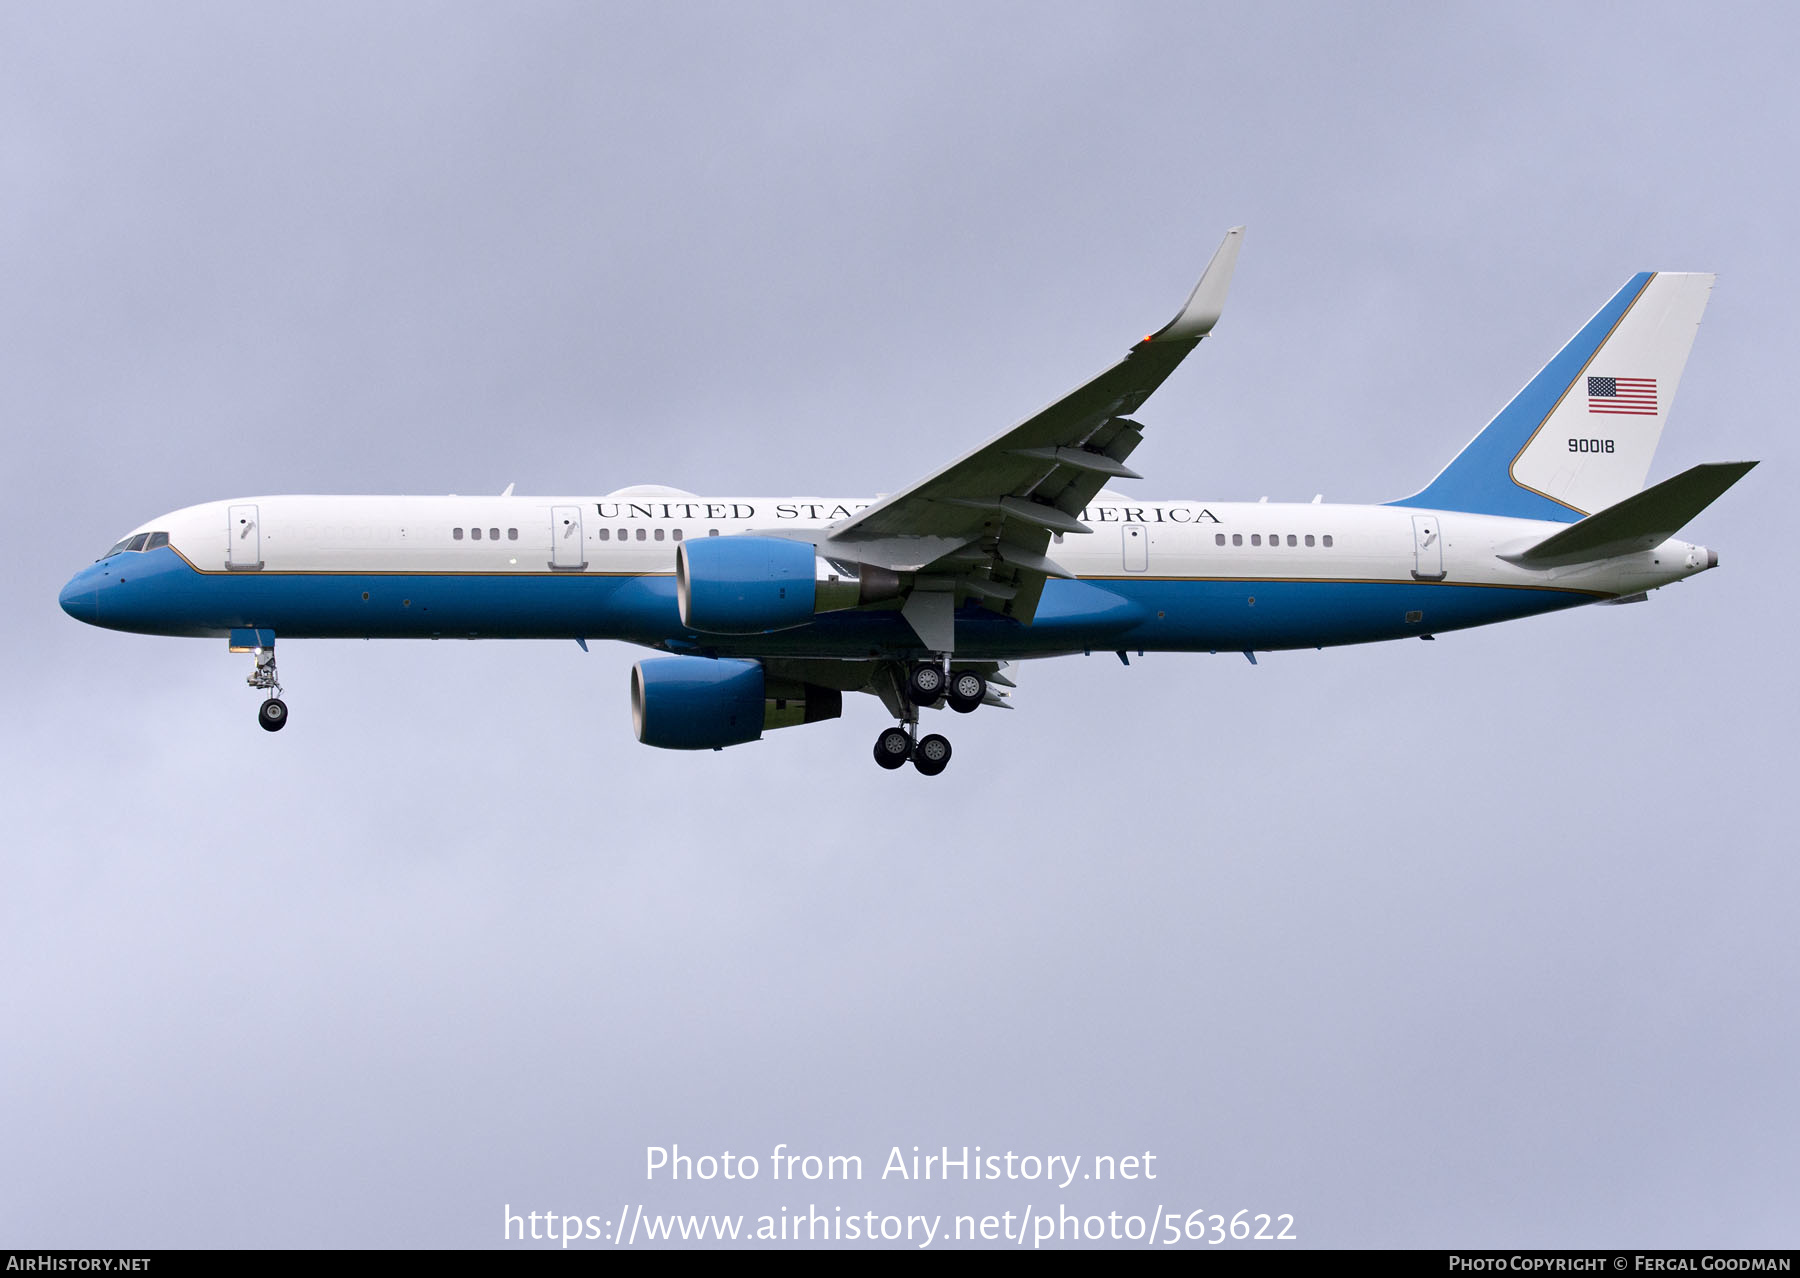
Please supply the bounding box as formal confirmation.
[1501,461,1756,567]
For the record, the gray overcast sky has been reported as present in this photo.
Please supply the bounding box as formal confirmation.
[3,1,1794,1249]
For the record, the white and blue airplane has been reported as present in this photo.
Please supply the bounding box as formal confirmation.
[60,230,1754,774]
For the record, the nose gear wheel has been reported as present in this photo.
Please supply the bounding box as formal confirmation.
[246,647,289,731]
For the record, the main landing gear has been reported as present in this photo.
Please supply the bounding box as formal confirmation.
[907,662,986,712]
[872,724,953,776]
[247,646,288,732]
[874,661,988,776]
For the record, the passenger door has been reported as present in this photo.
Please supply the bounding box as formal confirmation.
[550,506,587,570]
[226,504,262,570]
[1411,515,1445,581]
[1123,524,1148,572]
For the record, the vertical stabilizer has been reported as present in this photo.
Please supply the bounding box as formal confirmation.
[1393,272,1713,520]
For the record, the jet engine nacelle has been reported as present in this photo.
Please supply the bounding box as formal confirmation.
[677,536,815,633]
[631,656,843,750]
[675,536,901,634]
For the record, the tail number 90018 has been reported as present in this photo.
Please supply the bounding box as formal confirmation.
[1569,438,1615,453]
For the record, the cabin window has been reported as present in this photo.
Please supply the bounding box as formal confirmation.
[489,528,499,541]
[1250,534,1261,546]
[708,529,719,537]
[1305,534,1314,547]
[1231,534,1242,546]
[597,528,610,541]
[452,527,464,540]
[145,531,169,550]
[653,528,665,541]
[1323,535,1334,547]
[635,528,646,541]
[1215,533,1226,546]
[1287,534,1297,547]
[616,528,626,540]
[471,527,482,540]
[508,528,518,540]
[672,529,683,542]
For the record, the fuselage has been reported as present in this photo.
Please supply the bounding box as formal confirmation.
[57,491,1716,659]
[52,251,1748,770]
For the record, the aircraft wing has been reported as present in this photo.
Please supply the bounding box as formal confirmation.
[824,227,1243,632]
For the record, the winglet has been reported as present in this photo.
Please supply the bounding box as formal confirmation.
[1147,226,1244,343]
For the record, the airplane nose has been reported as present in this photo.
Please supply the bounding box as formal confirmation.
[59,571,97,624]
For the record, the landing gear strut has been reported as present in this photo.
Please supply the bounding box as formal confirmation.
[247,647,288,732]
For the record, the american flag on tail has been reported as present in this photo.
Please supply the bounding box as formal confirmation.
[1587,376,1657,415]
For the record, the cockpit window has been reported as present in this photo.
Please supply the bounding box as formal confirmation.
[100,530,168,560]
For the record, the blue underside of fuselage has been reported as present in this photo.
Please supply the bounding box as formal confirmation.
[61,546,1596,657]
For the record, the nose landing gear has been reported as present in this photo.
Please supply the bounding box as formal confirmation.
[246,646,288,732]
